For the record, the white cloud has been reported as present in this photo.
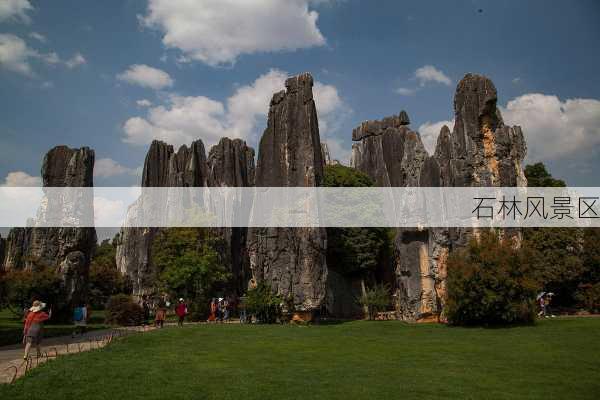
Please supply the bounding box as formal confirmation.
[94,158,135,178]
[0,34,86,76]
[141,0,326,66]
[0,33,35,75]
[395,87,416,96]
[415,65,452,86]
[416,93,600,162]
[0,0,33,23]
[65,52,86,68]
[136,99,152,107]
[122,69,347,150]
[324,137,351,165]
[501,93,600,162]
[1,171,41,186]
[117,64,173,90]
[418,120,454,154]
[29,32,46,43]
[123,95,227,148]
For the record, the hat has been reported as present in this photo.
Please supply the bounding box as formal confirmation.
[179,298,184,302]
[29,300,46,312]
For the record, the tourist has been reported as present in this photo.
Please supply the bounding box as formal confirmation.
[175,298,188,326]
[546,292,556,318]
[239,296,247,324]
[142,297,151,325]
[23,300,50,360]
[155,301,167,328]
[223,297,230,322]
[537,292,547,318]
[72,303,88,337]
[208,298,217,322]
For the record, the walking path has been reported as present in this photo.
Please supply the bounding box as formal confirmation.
[0,325,157,384]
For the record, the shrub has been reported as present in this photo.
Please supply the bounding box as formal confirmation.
[575,283,600,313]
[245,283,282,324]
[357,284,391,320]
[105,294,144,326]
[445,231,540,326]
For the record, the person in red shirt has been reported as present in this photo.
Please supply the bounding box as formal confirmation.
[23,300,50,360]
[175,298,187,327]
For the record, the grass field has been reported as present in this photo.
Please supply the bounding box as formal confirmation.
[0,309,109,346]
[1,318,599,399]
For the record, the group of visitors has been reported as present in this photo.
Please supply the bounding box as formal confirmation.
[208,297,231,322]
[537,292,556,318]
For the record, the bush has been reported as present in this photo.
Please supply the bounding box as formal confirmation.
[245,283,282,324]
[105,294,144,326]
[445,231,540,326]
[357,284,391,320]
[575,283,600,313]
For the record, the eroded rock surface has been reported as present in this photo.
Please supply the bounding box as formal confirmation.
[248,73,327,312]
[351,74,527,321]
[2,146,96,308]
[207,138,255,294]
[116,139,209,297]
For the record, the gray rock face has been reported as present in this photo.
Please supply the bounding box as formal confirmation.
[116,139,209,297]
[248,73,327,312]
[207,137,255,294]
[2,228,31,271]
[351,74,527,321]
[2,146,96,308]
[351,112,428,187]
[208,137,255,187]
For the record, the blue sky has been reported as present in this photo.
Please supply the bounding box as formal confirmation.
[1,0,599,187]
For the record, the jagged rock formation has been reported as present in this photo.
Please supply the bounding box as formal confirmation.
[2,228,30,271]
[115,139,209,297]
[207,138,255,294]
[351,73,527,321]
[208,138,255,187]
[2,146,96,308]
[248,73,327,313]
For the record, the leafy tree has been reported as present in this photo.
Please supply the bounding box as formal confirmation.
[323,165,393,276]
[151,228,230,319]
[523,162,583,307]
[2,267,66,318]
[88,239,131,308]
[525,162,566,187]
[245,282,283,323]
[445,231,540,326]
[575,228,600,312]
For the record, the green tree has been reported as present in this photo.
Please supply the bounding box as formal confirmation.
[358,284,391,320]
[525,162,566,187]
[323,165,393,277]
[88,238,131,308]
[151,228,230,319]
[523,162,583,307]
[446,231,540,326]
[245,282,283,324]
[2,267,66,318]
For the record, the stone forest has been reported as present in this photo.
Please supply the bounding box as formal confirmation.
[0,72,530,322]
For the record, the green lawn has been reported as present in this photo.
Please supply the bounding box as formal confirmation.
[0,309,109,346]
[1,319,599,399]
